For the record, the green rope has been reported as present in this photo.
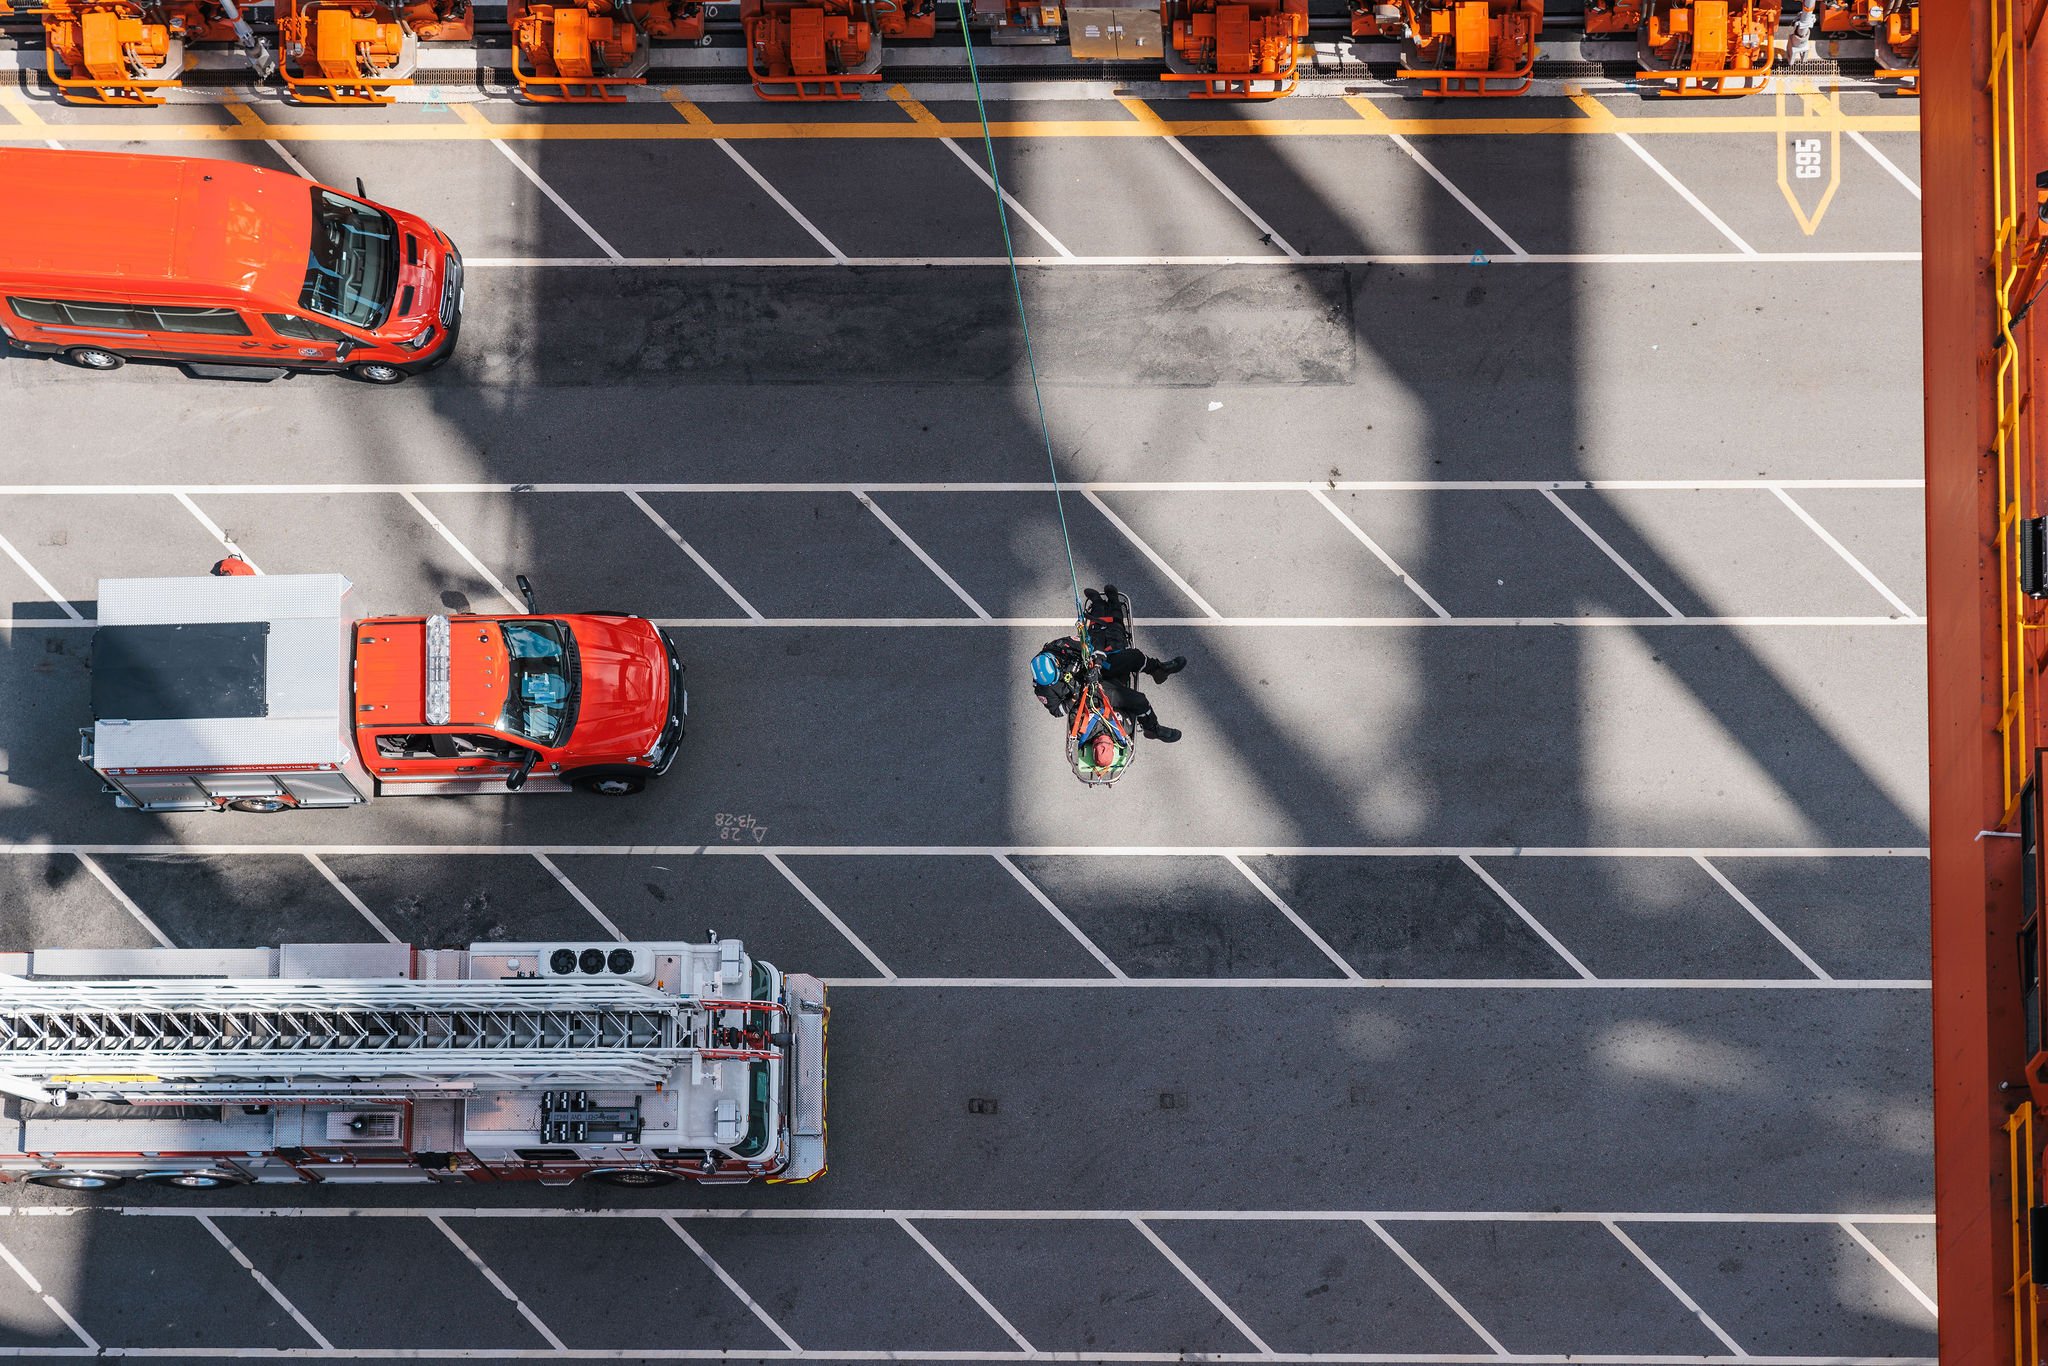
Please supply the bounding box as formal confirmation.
[950,0,1086,628]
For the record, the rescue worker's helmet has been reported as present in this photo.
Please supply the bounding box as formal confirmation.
[1091,734,1118,769]
[1031,651,1062,687]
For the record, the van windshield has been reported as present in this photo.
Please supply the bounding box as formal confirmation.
[301,189,396,330]
[497,621,580,748]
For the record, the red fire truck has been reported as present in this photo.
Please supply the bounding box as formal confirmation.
[81,573,684,811]
[0,936,825,1188]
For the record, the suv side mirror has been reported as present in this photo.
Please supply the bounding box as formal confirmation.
[505,747,541,792]
[335,337,357,360]
[515,574,537,614]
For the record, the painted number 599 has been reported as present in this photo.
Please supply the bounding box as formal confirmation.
[1792,138,1824,180]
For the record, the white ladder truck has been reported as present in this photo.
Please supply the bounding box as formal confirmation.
[0,938,825,1190]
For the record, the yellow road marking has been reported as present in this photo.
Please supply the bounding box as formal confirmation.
[888,83,941,127]
[451,101,495,128]
[1341,95,1392,130]
[667,91,715,125]
[222,100,270,129]
[0,84,47,126]
[1563,83,1618,130]
[1776,78,1841,236]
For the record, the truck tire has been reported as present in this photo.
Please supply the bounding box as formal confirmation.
[349,361,406,385]
[65,346,125,372]
[587,1167,680,1188]
[137,1168,253,1189]
[24,1170,127,1191]
[567,767,648,796]
[226,796,294,813]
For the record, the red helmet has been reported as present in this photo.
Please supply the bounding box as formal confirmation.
[1091,734,1118,769]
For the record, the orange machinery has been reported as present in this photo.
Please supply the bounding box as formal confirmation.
[1351,0,1543,98]
[15,0,269,104]
[1585,0,1776,96]
[738,0,933,99]
[275,0,469,103]
[506,0,685,100]
[1160,0,1307,99]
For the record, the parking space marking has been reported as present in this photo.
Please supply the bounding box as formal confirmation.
[1461,855,1596,980]
[1848,130,1921,200]
[714,139,847,261]
[1130,1218,1276,1355]
[430,1215,567,1352]
[662,1215,804,1352]
[224,99,315,179]
[994,854,1127,979]
[854,491,990,619]
[824,975,1928,989]
[1120,102,1297,258]
[0,527,81,620]
[1769,487,1919,618]
[305,852,401,943]
[456,250,1919,268]
[1309,489,1452,618]
[0,613,1937,629]
[763,852,896,979]
[176,492,261,573]
[1693,856,1834,982]
[471,118,625,262]
[73,853,173,949]
[895,1217,1037,1353]
[1838,1220,1939,1319]
[1605,1220,1748,1358]
[1363,1218,1509,1356]
[1,842,1931,858]
[1540,488,1686,618]
[907,86,1074,260]
[0,1229,96,1351]
[195,1214,332,1350]
[1084,490,1222,620]
[0,478,1928,494]
[534,853,627,942]
[1614,131,1757,256]
[399,491,526,613]
[89,1206,1942,1223]
[1226,853,1362,980]
[622,490,763,620]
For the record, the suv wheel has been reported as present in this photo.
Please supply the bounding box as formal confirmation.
[350,362,406,385]
[65,347,124,371]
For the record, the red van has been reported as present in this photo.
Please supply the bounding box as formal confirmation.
[0,148,461,384]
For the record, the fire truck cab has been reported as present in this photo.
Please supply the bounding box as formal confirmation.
[81,573,685,812]
[0,936,826,1188]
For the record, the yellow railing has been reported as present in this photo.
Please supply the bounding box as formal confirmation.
[2011,1103,2040,1366]
[1992,0,2033,812]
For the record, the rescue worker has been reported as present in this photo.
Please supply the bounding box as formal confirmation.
[1031,586,1186,743]
[210,555,256,577]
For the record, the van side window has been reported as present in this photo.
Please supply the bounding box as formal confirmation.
[8,297,147,330]
[149,305,252,336]
[264,313,353,344]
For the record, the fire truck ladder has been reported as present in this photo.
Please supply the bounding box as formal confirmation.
[0,978,720,1101]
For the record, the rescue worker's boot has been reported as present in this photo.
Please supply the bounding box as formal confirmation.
[1144,655,1186,684]
[1137,711,1181,743]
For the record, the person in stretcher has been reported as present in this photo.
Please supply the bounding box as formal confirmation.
[1030,586,1186,781]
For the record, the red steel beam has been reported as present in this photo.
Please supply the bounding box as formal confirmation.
[1927,0,2027,1361]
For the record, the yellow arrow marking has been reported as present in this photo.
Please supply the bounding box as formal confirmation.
[1775,77,1841,236]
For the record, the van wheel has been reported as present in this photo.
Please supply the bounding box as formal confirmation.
[65,347,124,372]
[569,768,647,796]
[349,362,406,385]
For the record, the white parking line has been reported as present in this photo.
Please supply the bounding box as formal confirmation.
[1461,855,1596,980]
[1615,132,1756,255]
[1606,1220,1748,1357]
[1309,488,1452,618]
[457,248,1924,268]
[1693,855,1834,981]
[938,137,1074,258]
[490,138,624,262]
[0,527,81,619]
[855,490,991,619]
[1130,1218,1276,1355]
[0,1349,1933,1362]
[73,852,174,949]
[430,1215,568,1352]
[1389,133,1529,258]
[534,852,627,942]
[0,1229,97,1350]
[1158,136,1300,259]
[0,478,1927,495]
[175,492,261,573]
[1769,486,1919,618]
[0,842,1930,858]
[715,138,847,261]
[197,1214,333,1350]
[305,852,400,944]
[265,138,314,179]
[823,975,1927,989]
[95,1206,1941,1224]
[1847,129,1921,200]
[663,1215,804,1352]
[764,852,896,978]
[994,854,1128,979]
[1838,1220,1938,1319]
[895,1217,1036,1352]
[624,490,764,620]
[1364,1218,1510,1356]
[400,491,527,614]
[0,613,1936,630]
[1083,489,1222,619]
[1226,853,1361,980]
[1540,488,1686,618]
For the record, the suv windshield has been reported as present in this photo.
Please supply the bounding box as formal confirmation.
[497,621,579,747]
[301,189,396,329]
